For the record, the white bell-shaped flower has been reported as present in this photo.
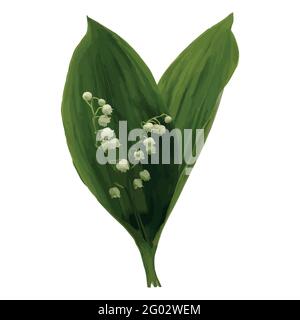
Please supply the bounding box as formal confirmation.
[152,124,166,135]
[143,137,156,148]
[139,169,151,181]
[116,159,130,173]
[82,91,93,101]
[101,138,120,152]
[143,122,154,132]
[97,127,115,141]
[102,104,113,115]
[109,187,121,199]
[98,115,111,127]
[107,138,120,150]
[133,150,145,161]
[133,178,143,189]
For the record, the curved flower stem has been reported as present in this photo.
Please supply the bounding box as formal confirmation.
[145,113,169,125]
[84,100,98,134]
[94,107,103,116]
[137,241,161,287]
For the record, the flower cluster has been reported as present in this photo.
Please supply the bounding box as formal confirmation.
[82,91,173,200]
[132,114,172,161]
[82,91,112,128]
[82,92,120,152]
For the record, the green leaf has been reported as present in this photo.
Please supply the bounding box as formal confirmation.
[159,14,238,135]
[155,14,239,243]
[62,17,179,286]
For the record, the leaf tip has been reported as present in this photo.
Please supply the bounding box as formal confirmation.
[224,12,234,29]
[86,16,98,29]
[214,13,234,31]
[85,16,112,40]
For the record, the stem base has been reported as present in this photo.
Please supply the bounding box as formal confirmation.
[137,242,161,288]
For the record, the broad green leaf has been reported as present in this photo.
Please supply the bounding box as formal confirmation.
[62,17,179,286]
[155,14,239,244]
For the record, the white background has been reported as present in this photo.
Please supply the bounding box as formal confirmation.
[0,0,300,299]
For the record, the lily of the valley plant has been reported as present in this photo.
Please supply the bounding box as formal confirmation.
[62,14,239,287]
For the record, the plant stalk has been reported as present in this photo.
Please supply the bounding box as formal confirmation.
[137,241,161,287]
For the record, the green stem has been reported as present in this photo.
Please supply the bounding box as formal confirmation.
[145,113,169,125]
[137,241,161,288]
[84,100,98,134]
[125,185,149,243]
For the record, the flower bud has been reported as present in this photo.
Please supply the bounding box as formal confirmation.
[164,115,172,123]
[82,91,93,101]
[98,98,106,106]
[139,170,150,181]
[133,178,143,189]
[109,187,121,199]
